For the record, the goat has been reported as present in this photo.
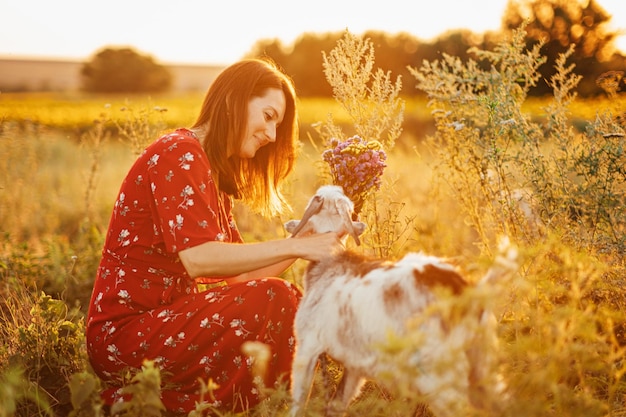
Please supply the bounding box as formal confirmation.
[285,185,514,417]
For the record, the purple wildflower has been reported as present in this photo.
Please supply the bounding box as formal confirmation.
[322,135,387,215]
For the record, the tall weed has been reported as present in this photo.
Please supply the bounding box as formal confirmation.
[409,23,626,416]
[409,23,626,258]
[313,30,410,259]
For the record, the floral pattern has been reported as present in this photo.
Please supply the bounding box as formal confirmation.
[86,129,301,414]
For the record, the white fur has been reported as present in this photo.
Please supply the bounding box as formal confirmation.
[284,185,366,244]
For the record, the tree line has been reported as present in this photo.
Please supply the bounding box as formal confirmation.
[82,0,625,97]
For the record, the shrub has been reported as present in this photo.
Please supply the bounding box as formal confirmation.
[408,23,626,416]
[409,23,626,258]
[0,278,86,416]
[81,48,172,93]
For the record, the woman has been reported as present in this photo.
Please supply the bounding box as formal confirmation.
[86,58,343,414]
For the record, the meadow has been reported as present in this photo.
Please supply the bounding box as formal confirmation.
[1,28,626,417]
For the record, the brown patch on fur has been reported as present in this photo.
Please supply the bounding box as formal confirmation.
[383,282,405,306]
[413,264,468,295]
[337,301,356,347]
[383,282,407,318]
[309,251,390,284]
[337,251,391,277]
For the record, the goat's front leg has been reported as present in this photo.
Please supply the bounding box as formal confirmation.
[290,345,323,417]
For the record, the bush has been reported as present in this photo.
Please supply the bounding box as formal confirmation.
[0,279,86,416]
[81,48,172,93]
[408,23,626,416]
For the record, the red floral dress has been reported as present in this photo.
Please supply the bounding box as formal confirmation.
[86,129,301,414]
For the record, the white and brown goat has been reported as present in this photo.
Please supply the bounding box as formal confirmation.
[285,185,513,417]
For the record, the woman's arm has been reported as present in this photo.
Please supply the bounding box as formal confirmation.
[227,258,297,284]
[178,232,343,279]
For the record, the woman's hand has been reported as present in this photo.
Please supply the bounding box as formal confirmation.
[291,232,345,262]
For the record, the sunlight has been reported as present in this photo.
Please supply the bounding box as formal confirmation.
[2,0,623,64]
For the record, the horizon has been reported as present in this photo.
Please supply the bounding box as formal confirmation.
[0,54,227,67]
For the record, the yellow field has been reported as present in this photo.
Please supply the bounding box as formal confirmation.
[2,89,626,417]
[1,91,622,134]
[0,92,358,131]
[0,91,622,249]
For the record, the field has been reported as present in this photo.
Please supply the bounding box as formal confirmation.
[2,30,626,417]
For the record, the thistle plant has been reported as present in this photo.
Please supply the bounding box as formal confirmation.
[0,282,86,417]
[315,30,406,256]
[109,360,166,417]
[319,31,404,149]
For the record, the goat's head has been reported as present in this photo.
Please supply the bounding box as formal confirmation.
[284,185,366,245]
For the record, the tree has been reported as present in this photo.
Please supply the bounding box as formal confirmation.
[501,0,626,96]
[81,47,172,93]
[246,33,340,97]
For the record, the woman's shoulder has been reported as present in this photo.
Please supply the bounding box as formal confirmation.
[140,128,203,158]
[131,128,207,171]
[155,128,201,148]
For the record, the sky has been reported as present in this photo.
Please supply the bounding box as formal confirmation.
[2,0,625,65]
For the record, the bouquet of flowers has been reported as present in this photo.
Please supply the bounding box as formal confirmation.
[322,135,387,217]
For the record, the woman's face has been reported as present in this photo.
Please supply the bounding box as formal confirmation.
[237,87,286,159]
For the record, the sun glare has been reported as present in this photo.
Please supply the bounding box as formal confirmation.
[0,0,624,64]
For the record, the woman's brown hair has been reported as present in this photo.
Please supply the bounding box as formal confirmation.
[192,58,299,217]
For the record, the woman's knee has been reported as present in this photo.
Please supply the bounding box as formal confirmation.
[250,278,302,305]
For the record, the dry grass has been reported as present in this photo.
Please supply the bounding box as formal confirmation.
[1,27,626,415]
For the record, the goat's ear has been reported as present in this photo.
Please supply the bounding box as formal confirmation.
[289,195,324,237]
[335,198,362,246]
[284,220,300,234]
[346,221,367,246]
[352,221,367,237]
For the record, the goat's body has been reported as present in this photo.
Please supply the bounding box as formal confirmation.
[298,256,420,366]
[286,186,509,417]
[290,251,504,417]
